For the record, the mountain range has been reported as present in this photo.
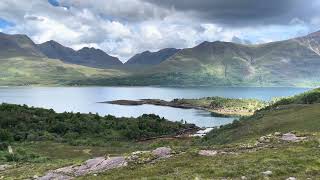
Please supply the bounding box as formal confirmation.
[121,30,320,87]
[0,30,320,87]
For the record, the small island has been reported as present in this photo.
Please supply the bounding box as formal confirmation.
[103,96,267,117]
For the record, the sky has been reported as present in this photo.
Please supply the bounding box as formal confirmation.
[0,0,320,62]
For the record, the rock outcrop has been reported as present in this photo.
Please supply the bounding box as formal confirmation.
[39,157,127,180]
[39,147,173,179]
[152,147,172,159]
[0,164,11,171]
[198,150,218,156]
[280,133,306,142]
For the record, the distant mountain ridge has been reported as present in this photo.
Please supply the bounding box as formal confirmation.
[121,30,320,87]
[0,32,181,69]
[38,40,122,68]
[0,33,123,68]
[125,48,180,66]
[1,31,320,87]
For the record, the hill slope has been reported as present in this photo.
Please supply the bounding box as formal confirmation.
[0,57,126,86]
[203,88,320,144]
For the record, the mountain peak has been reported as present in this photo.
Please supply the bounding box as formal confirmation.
[80,47,96,50]
[125,48,180,66]
[41,40,65,48]
[78,47,106,54]
[46,40,59,44]
[0,32,44,57]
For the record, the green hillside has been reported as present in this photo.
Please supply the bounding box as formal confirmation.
[122,37,320,87]
[271,88,320,106]
[203,88,320,144]
[0,57,127,86]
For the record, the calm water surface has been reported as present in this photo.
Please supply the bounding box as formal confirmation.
[0,87,310,127]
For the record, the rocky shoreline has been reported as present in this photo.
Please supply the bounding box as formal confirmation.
[102,99,253,117]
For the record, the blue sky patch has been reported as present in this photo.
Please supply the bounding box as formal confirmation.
[48,0,59,7]
[0,18,14,29]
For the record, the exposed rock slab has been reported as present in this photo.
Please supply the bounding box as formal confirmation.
[0,164,11,171]
[76,157,127,176]
[286,177,297,180]
[280,133,306,142]
[38,172,72,180]
[152,147,172,158]
[191,128,214,137]
[262,170,272,176]
[198,150,218,156]
[39,157,127,180]
[39,147,174,179]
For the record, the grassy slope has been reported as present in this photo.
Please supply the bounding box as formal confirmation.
[2,134,320,179]
[204,103,320,144]
[92,142,320,179]
[0,141,160,179]
[204,88,320,144]
[0,57,127,86]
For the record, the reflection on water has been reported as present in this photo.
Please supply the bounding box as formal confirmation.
[0,86,309,127]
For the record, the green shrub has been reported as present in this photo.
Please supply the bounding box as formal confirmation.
[0,103,194,146]
[0,129,13,142]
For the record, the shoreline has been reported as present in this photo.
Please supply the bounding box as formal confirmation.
[102,99,256,117]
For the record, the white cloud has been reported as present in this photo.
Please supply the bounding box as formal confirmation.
[72,43,99,50]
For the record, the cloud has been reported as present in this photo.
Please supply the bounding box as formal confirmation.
[59,0,172,22]
[144,0,320,27]
[0,0,319,62]
[24,15,45,21]
[231,36,252,45]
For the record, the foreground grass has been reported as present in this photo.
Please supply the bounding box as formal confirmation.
[0,138,196,179]
[91,141,320,180]
[1,136,320,179]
